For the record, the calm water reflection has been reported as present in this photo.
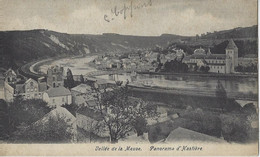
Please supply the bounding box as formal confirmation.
[96,73,258,95]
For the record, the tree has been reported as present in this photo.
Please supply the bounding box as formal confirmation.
[200,66,205,72]
[220,114,251,143]
[66,68,75,89]
[132,116,147,136]
[194,65,198,72]
[61,103,79,117]
[242,103,257,115]
[80,74,84,83]
[87,120,103,143]
[215,80,227,112]
[182,108,221,137]
[92,83,157,143]
[204,66,210,73]
[163,59,189,73]
[0,99,9,140]
[235,65,243,72]
[8,98,51,135]
[11,116,74,143]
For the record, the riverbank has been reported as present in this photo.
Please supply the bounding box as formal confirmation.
[128,85,257,101]
[138,71,258,78]
[19,54,87,80]
[128,86,242,111]
[87,61,257,78]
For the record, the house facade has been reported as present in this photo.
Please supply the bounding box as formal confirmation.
[15,78,47,100]
[3,69,47,101]
[183,39,238,74]
[4,69,17,84]
[43,86,72,107]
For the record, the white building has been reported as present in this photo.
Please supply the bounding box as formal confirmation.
[183,39,238,74]
[3,69,47,101]
[15,78,47,100]
[71,84,96,107]
[43,86,72,107]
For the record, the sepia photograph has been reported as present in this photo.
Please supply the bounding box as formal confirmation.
[0,0,258,156]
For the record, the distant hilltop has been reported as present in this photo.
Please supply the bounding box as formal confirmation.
[0,25,257,69]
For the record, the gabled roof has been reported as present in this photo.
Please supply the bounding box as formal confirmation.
[86,100,97,107]
[165,127,226,143]
[34,106,76,127]
[71,84,92,93]
[24,78,37,85]
[14,79,47,93]
[45,86,71,97]
[226,39,238,49]
[4,69,16,76]
[76,106,103,121]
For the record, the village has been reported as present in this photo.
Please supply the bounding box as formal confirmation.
[90,39,257,75]
[0,0,258,155]
[0,39,258,144]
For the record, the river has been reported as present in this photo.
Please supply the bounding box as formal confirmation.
[36,56,257,100]
[95,73,257,98]
[38,55,98,75]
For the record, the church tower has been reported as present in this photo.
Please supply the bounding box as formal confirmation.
[225,39,238,73]
[47,66,64,88]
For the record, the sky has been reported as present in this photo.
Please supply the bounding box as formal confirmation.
[0,0,257,36]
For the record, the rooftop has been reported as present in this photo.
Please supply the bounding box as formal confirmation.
[165,127,226,143]
[34,106,76,127]
[76,106,103,121]
[71,84,92,93]
[226,39,238,49]
[4,69,16,76]
[45,86,71,97]
[194,47,206,55]
[184,54,226,60]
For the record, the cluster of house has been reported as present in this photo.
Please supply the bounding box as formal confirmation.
[92,48,185,72]
[1,65,173,142]
[93,39,243,74]
[3,66,72,107]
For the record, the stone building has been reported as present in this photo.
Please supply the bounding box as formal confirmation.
[3,69,47,101]
[47,66,64,88]
[4,69,17,84]
[43,86,72,107]
[183,39,238,74]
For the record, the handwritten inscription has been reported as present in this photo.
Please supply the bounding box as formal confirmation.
[104,0,152,22]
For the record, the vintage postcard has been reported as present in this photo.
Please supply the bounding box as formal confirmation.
[0,0,258,156]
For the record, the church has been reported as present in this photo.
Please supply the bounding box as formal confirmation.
[183,39,238,74]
